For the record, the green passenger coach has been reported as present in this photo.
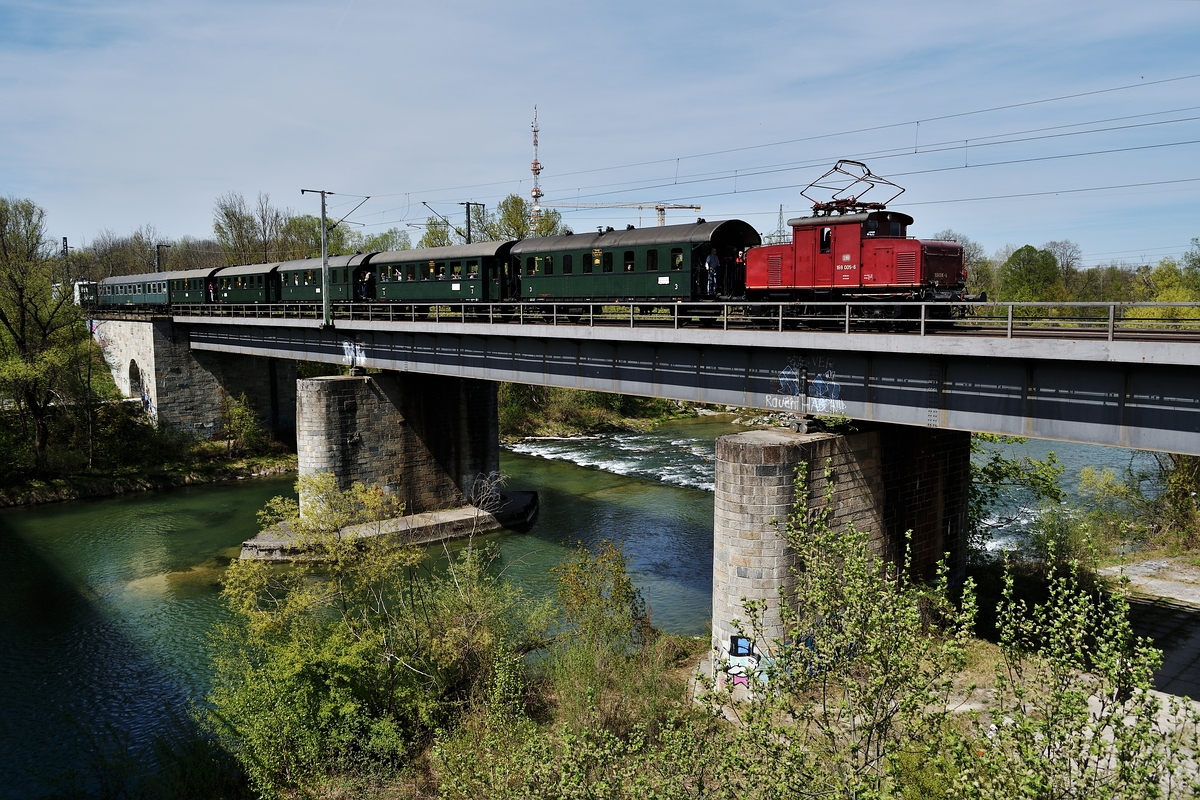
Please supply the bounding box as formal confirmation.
[167,267,224,304]
[510,220,760,302]
[98,274,172,307]
[369,241,517,303]
[214,263,282,304]
[277,254,369,303]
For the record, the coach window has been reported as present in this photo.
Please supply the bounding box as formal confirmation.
[646,249,658,271]
[435,262,446,280]
[526,257,537,276]
[820,228,832,254]
[563,254,573,274]
[623,251,635,271]
[451,261,462,278]
[467,260,479,278]
[602,252,613,273]
[670,248,683,270]
[545,255,554,275]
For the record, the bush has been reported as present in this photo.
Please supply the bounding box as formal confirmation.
[206,474,552,797]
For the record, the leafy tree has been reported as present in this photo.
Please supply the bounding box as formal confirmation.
[166,235,226,273]
[466,194,570,243]
[934,229,994,298]
[280,213,355,259]
[418,216,453,249]
[0,197,92,474]
[969,433,1064,553]
[954,556,1199,799]
[89,225,163,277]
[999,245,1065,302]
[213,192,295,264]
[208,474,552,797]
[357,227,411,253]
[722,464,977,798]
[219,392,265,457]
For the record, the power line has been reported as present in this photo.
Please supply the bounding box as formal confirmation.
[898,177,1200,206]
[361,74,1200,201]
[546,73,1200,178]
[541,117,1200,203]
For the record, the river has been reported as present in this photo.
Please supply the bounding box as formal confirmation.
[0,417,1149,796]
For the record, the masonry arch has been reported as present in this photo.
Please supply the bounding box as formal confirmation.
[128,359,143,398]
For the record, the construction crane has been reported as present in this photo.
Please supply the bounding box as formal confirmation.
[540,201,702,227]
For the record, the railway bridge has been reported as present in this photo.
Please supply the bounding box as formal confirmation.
[88,300,1200,657]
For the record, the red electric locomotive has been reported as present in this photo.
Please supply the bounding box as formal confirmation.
[744,161,969,304]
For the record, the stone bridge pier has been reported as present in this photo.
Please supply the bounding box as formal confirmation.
[295,373,499,514]
[90,317,296,436]
[711,425,970,663]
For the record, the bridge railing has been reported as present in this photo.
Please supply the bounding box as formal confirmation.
[156,300,1200,340]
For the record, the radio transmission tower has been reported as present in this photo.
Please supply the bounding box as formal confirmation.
[529,106,543,237]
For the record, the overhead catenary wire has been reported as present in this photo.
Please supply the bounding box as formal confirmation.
[361,74,1200,203]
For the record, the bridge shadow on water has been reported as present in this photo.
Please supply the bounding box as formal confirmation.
[1128,598,1200,699]
[0,515,231,799]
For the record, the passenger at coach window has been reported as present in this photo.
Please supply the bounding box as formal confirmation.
[705,247,720,294]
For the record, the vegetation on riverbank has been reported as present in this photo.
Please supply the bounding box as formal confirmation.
[498,383,696,440]
[0,394,296,507]
[184,468,1200,799]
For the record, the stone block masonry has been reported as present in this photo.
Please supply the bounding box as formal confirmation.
[90,317,295,436]
[295,372,499,514]
[711,425,969,663]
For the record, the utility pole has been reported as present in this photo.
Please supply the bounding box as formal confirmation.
[458,201,485,244]
[301,188,334,328]
[155,243,171,273]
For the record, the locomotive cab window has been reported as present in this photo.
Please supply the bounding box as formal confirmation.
[670,248,683,270]
[623,251,635,271]
[820,228,832,254]
[864,219,878,237]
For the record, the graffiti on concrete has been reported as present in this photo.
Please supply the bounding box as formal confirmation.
[341,340,366,367]
[767,354,846,415]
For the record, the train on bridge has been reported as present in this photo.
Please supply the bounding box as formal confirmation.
[89,162,973,316]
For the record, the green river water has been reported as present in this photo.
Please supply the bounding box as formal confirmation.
[0,418,1149,796]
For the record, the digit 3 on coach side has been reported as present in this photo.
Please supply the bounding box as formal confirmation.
[88,161,973,315]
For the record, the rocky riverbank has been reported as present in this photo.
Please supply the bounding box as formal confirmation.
[0,454,297,508]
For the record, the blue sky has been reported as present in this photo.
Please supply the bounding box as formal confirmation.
[3,0,1199,267]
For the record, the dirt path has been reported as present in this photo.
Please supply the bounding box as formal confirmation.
[1102,558,1200,699]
